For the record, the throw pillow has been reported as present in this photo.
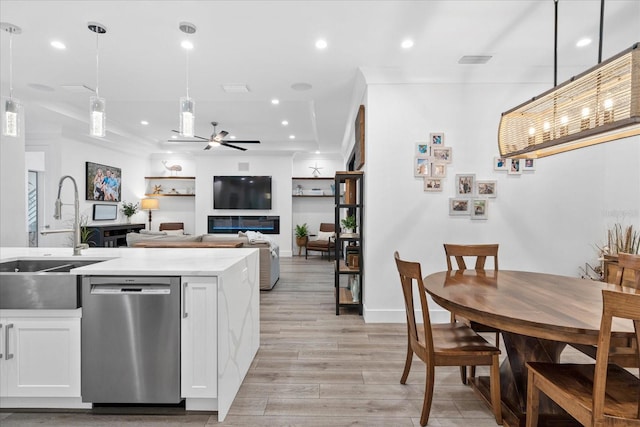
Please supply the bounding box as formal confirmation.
[317,231,335,241]
[163,229,185,236]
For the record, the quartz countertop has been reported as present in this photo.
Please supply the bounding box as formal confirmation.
[0,247,258,276]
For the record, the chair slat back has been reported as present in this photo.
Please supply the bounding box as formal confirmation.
[444,244,499,271]
[394,251,434,362]
[615,253,640,289]
[593,289,640,422]
[319,223,335,233]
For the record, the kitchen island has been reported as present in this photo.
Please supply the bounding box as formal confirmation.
[0,247,260,422]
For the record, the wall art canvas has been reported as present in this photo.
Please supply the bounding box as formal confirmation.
[432,147,452,163]
[432,163,447,178]
[86,161,121,202]
[523,158,536,171]
[424,178,442,192]
[471,198,488,220]
[508,158,522,175]
[414,157,431,177]
[494,157,508,171]
[476,180,497,198]
[416,143,429,155]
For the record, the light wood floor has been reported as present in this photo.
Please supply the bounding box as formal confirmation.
[0,255,587,426]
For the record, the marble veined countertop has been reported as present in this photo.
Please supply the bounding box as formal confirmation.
[0,247,258,276]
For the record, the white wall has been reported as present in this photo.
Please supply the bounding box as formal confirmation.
[195,154,294,257]
[26,134,149,247]
[362,82,640,322]
[0,98,27,247]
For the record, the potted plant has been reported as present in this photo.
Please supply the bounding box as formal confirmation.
[79,215,94,248]
[121,201,139,223]
[295,223,309,255]
[341,215,357,234]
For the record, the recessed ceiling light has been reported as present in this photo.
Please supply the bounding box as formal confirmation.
[401,39,414,49]
[281,120,289,126]
[50,40,66,50]
[315,150,320,154]
[271,98,280,105]
[289,135,296,140]
[576,37,592,47]
[315,39,327,49]
[229,135,236,139]
[140,120,149,125]
[181,40,194,50]
[171,135,178,139]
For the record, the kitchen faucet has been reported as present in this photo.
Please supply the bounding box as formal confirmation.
[40,175,82,255]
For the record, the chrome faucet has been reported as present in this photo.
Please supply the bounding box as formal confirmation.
[40,175,82,255]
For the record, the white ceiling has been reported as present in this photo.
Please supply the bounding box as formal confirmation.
[1,0,638,156]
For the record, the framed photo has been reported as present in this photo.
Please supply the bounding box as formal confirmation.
[508,158,522,175]
[416,143,429,155]
[523,158,536,171]
[354,105,365,170]
[431,162,447,178]
[424,178,443,192]
[86,161,121,202]
[432,147,452,163]
[414,157,431,177]
[471,198,488,220]
[430,132,444,146]
[449,198,470,216]
[455,174,475,196]
[494,157,508,171]
[476,180,497,198]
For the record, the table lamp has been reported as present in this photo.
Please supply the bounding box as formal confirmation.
[140,198,159,230]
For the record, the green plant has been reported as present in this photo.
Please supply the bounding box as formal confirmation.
[295,223,308,238]
[341,215,356,231]
[121,201,139,217]
[79,215,94,244]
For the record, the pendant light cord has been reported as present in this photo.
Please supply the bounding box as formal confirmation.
[598,0,605,63]
[9,29,14,100]
[185,49,190,99]
[554,0,558,87]
[95,31,100,98]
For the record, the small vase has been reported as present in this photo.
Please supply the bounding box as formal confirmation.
[125,216,131,224]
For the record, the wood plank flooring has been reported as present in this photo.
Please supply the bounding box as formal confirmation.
[0,255,589,426]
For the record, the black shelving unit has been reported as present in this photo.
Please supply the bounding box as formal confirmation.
[87,223,145,247]
[334,171,364,315]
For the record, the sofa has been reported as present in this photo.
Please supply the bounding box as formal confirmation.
[126,231,279,290]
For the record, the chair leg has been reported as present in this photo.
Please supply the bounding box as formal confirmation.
[490,355,503,425]
[460,365,468,385]
[525,368,539,427]
[420,364,435,426]
[400,341,413,384]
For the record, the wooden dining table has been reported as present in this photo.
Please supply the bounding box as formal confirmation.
[423,269,637,427]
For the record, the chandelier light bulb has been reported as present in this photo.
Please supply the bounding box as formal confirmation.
[581,107,590,118]
[603,99,613,110]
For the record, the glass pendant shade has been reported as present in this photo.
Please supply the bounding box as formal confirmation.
[89,96,106,137]
[3,98,22,137]
[179,96,195,137]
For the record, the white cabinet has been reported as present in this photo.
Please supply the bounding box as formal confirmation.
[181,276,218,400]
[0,315,81,399]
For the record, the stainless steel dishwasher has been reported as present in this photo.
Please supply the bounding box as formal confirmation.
[81,276,181,404]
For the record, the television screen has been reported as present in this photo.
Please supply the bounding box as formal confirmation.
[93,204,118,221]
[214,176,272,210]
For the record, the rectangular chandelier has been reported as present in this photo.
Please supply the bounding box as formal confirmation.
[498,43,639,159]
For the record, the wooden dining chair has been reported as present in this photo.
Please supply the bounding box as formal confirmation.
[394,251,503,426]
[159,222,184,231]
[444,243,500,384]
[614,252,640,289]
[526,289,640,427]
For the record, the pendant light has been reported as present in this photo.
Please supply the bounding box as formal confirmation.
[498,1,640,159]
[1,22,22,138]
[88,22,107,137]
[179,22,196,137]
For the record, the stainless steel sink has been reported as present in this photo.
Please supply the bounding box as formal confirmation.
[0,258,103,309]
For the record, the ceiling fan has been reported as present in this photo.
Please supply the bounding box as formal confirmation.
[169,121,260,151]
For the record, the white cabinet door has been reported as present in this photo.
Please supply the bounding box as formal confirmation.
[0,321,7,397]
[181,276,217,398]
[2,317,81,397]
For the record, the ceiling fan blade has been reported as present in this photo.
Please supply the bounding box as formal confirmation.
[215,130,229,141]
[221,142,248,151]
[203,144,213,150]
[224,140,261,144]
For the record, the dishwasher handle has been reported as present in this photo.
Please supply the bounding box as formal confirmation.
[183,282,188,318]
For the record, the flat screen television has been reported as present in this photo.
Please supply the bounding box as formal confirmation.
[92,203,118,221]
[213,176,272,210]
